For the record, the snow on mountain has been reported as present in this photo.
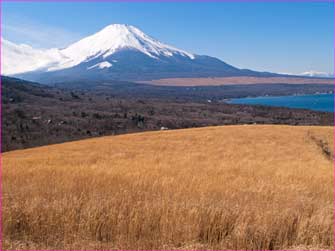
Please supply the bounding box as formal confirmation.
[2,24,195,75]
[278,71,333,78]
[3,24,280,83]
[1,38,63,75]
[2,24,330,83]
[87,61,113,70]
[51,24,195,71]
[299,71,334,78]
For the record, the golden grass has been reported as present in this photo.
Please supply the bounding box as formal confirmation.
[139,76,333,86]
[2,125,334,250]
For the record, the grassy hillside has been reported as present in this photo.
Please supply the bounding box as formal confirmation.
[2,125,334,250]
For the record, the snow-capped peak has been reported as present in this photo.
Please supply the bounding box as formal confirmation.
[50,24,195,71]
[2,24,195,75]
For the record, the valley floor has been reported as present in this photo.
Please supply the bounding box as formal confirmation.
[2,76,333,152]
[2,125,334,250]
[140,76,334,86]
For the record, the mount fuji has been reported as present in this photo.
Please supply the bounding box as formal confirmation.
[3,24,276,83]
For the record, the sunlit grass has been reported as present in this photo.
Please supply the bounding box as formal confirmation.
[2,125,333,250]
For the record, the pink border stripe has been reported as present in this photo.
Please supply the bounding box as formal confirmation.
[1,0,3,250]
[333,0,335,250]
[0,249,324,251]
[0,1,334,251]
[0,0,334,2]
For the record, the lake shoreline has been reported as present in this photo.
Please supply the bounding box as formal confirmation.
[227,93,334,112]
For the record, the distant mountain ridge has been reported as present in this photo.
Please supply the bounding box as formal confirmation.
[0,24,320,83]
[299,71,334,78]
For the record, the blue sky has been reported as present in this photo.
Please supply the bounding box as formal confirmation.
[2,1,334,74]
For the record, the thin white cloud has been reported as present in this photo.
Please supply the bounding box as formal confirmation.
[2,15,82,49]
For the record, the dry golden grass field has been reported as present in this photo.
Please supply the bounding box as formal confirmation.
[139,76,333,86]
[2,125,334,250]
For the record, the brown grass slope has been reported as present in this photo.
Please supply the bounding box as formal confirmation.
[140,76,334,86]
[2,125,334,250]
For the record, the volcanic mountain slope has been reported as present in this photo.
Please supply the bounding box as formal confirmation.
[3,24,276,83]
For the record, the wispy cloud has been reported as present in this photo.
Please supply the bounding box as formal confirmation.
[2,15,82,49]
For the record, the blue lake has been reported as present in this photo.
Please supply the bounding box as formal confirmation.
[228,93,334,112]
